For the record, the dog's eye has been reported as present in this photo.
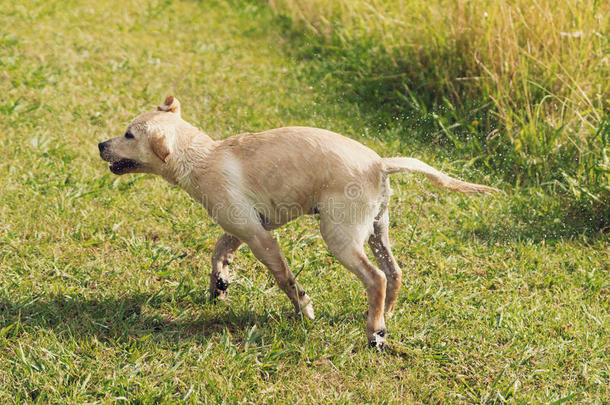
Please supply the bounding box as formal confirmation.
[125,132,134,139]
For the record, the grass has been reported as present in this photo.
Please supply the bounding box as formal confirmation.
[0,0,609,402]
[269,0,610,231]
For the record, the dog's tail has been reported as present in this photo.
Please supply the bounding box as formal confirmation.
[382,157,499,194]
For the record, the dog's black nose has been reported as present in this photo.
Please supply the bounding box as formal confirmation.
[98,142,106,152]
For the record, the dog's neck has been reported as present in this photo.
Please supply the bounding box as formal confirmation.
[160,125,216,191]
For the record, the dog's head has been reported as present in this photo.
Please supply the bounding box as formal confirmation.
[98,96,182,175]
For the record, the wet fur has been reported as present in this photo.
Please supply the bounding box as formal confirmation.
[98,96,498,348]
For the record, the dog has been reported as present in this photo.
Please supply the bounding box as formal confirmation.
[98,96,498,348]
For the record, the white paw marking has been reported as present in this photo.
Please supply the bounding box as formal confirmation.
[301,302,315,320]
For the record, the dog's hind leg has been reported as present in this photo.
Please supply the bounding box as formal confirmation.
[242,229,315,320]
[368,209,402,315]
[320,218,388,349]
[210,233,243,300]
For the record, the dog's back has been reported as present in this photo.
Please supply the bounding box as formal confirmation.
[199,127,385,225]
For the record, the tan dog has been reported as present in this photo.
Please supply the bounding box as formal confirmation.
[98,96,498,348]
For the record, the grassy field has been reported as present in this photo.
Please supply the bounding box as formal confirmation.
[270,0,610,230]
[1,0,608,403]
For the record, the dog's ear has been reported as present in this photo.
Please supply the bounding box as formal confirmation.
[157,96,181,115]
[149,131,172,163]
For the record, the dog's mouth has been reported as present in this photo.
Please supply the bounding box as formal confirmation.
[109,159,139,175]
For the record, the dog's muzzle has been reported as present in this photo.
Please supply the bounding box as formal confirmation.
[98,141,140,175]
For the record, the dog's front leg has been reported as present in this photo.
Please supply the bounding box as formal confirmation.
[243,230,315,320]
[210,233,242,300]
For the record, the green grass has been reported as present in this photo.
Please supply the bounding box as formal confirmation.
[1,0,608,402]
[269,0,610,231]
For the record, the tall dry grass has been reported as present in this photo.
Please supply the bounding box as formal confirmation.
[270,0,609,230]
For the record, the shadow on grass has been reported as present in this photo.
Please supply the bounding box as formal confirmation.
[0,292,266,343]
[0,292,398,355]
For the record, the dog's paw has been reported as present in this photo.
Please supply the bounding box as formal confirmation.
[301,302,315,320]
[368,329,387,351]
[216,278,229,291]
[210,290,226,301]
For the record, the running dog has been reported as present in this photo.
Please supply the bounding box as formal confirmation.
[98,96,498,348]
